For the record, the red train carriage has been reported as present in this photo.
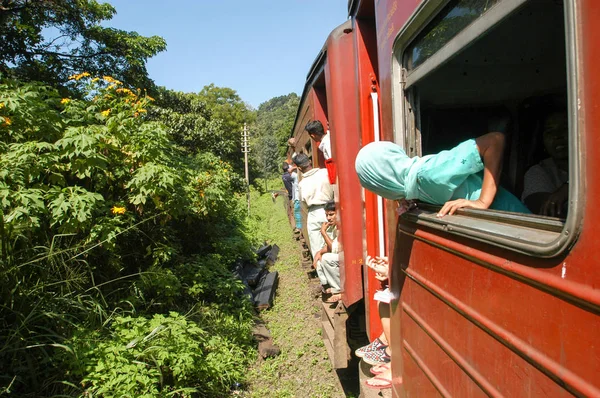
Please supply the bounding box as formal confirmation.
[293,0,600,396]
[291,1,383,368]
[376,0,600,396]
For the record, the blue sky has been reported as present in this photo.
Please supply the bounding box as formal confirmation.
[105,1,349,108]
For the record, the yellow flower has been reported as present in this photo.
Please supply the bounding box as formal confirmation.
[0,103,4,109]
[138,108,147,113]
[116,88,135,97]
[61,98,71,105]
[133,111,139,117]
[146,95,155,102]
[111,206,126,215]
[103,76,122,85]
[101,109,111,117]
[3,117,12,126]
[68,72,90,81]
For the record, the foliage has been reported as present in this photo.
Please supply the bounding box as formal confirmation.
[195,84,256,176]
[411,0,499,67]
[150,87,255,185]
[251,93,299,180]
[197,83,256,137]
[0,76,256,396]
[0,0,166,90]
[67,311,252,397]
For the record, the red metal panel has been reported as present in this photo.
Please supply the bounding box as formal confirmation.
[373,1,600,397]
[325,21,365,306]
[353,15,385,340]
[392,228,600,396]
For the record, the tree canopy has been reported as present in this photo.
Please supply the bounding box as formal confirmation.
[250,93,299,179]
[0,0,166,89]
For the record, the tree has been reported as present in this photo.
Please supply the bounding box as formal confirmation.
[150,88,227,156]
[196,84,256,173]
[197,83,256,135]
[0,0,166,90]
[250,93,299,178]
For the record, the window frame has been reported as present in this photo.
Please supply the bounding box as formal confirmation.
[390,0,584,257]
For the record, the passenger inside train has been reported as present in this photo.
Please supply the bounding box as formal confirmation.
[521,110,569,217]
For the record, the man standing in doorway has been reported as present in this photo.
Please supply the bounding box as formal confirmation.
[293,153,334,260]
[305,120,331,160]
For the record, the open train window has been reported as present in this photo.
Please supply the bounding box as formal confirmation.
[391,0,582,257]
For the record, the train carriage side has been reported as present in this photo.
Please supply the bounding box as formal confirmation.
[348,0,387,343]
[372,0,600,396]
[291,13,386,367]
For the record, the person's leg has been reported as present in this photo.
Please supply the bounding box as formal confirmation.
[286,198,295,227]
[380,301,390,348]
[320,253,341,293]
[294,199,302,229]
[307,208,326,259]
[315,260,329,287]
[356,299,390,359]
[366,302,395,389]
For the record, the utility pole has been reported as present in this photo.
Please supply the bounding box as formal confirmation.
[241,123,250,216]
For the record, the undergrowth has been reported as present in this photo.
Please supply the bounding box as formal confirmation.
[0,77,258,397]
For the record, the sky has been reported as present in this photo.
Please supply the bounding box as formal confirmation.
[105,1,349,108]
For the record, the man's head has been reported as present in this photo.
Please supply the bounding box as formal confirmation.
[282,162,290,173]
[542,111,568,165]
[324,200,337,225]
[305,120,325,141]
[292,153,312,173]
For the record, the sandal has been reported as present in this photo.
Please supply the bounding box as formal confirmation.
[324,293,341,303]
[369,363,391,376]
[364,376,392,389]
[355,338,387,358]
[321,286,332,294]
[362,347,391,366]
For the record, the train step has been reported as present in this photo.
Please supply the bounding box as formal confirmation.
[321,300,350,369]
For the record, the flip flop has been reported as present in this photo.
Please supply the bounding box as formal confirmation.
[365,376,392,389]
[369,363,390,376]
[324,293,341,303]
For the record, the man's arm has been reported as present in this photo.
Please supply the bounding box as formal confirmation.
[320,223,334,251]
[438,132,505,217]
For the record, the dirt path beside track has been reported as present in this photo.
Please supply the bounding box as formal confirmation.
[240,191,359,398]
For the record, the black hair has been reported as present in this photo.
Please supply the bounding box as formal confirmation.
[305,120,325,137]
[282,161,290,172]
[293,153,311,168]
[324,200,336,212]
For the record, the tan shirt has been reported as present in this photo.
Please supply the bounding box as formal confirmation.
[298,168,334,207]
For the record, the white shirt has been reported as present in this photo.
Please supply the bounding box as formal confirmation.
[521,158,568,201]
[319,132,332,160]
[327,227,340,254]
[298,168,334,207]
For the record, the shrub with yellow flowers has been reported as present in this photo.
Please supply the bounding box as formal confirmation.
[0,75,255,397]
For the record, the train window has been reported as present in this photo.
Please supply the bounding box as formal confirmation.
[391,0,582,257]
[406,0,501,70]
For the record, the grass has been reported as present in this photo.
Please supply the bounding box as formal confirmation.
[240,186,351,398]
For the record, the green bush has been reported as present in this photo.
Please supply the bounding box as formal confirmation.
[0,76,256,396]
[66,312,252,397]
